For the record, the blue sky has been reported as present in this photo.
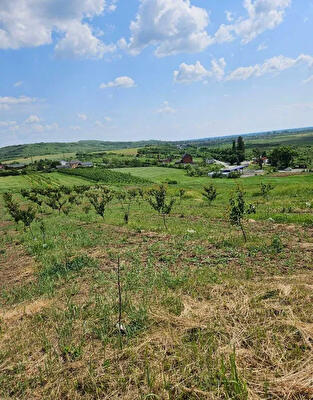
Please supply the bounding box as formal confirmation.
[0,0,313,146]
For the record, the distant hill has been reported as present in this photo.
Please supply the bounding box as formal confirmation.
[1,127,313,161]
[0,140,161,161]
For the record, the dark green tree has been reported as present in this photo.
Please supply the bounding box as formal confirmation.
[269,146,296,169]
[236,136,245,163]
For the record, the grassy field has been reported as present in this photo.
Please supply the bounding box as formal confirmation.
[106,148,140,155]
[0,172,94,192]
[1,167,313,399]
[2,153,77,165]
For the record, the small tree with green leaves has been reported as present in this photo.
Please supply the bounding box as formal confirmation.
[260,182,274,199]
[146,185,175,229]
[43,188,70,215]
[203,184,217,204]
[229,187,255,242]
[178,188,186,204]
[3,192,36,235]
[117,188,138,224]
[86,186,114,220]
[21,189,43,207]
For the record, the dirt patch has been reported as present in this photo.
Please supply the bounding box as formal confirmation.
[0,244,36,289]
[0,298,52,322]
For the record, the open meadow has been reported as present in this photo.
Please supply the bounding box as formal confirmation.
[1,165,313,399]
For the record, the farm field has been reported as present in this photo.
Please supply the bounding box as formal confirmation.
[0,172,94,193]
[105,147,140,155]
[2,152,77,165]
[1,167,313,399]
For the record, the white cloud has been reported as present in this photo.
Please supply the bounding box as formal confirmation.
[70,125,82,131]
[303,75,313,84]
[0,96,37,110]
[31,123,58,132]
[55,22,115,59]
[226,54,313,81]
[95,118,112,127]
[100,76,136,88]
[0,120,17,127]
[174,53,313,85]
[225,11,234,22]
[0,0,117,59]
[25,115,40,124]
[174,59,226,83]
[157,101,176,114]
[13,81,23,87]
[120,0,212,57]
[257,42,268,51]
[77,113,88,120]
[214,0,291,45]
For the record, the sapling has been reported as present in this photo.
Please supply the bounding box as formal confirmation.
[117,188,138,224]
[21,189,43,207]
[203,184,217,204]
[86,186,114,220]
[3,192,36,235]
[146,185,175,229]
[43,188,69,215]
[260,182,274,199]
[229,187,256,242]
[178,188,186,204]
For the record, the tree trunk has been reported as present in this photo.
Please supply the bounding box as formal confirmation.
[239,222,247,242]
[162,214,168,230]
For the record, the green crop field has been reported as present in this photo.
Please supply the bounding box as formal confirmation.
[59,167,151,185]
[1,165,313,399]
[0,172,94,193]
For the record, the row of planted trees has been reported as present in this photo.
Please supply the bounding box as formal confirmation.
[3,182,274,242]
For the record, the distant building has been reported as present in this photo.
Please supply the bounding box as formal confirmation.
[159,157,172,164]
[0,164,5,169]
[69,160,82,169]
[59,160,69,166]
[221,165,248,176]
[56,160,93,169]
[181,154,193,164]
[81,162,93,168]
[6,164,26,170]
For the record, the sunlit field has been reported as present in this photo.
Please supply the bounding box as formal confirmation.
[1,166,313,399]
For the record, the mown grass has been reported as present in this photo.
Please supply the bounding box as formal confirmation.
[0,168,313,399]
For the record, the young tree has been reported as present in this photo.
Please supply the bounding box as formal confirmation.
[43,188,70,215]
[146,185,175,229]
[117,188,138,224]
[260,182,274,199]
[229,187,255,242]
[202,184,217,204]
[86,186,114,220]
[3,192,36,235]
[178,188,186,204]
[21,189,43,206]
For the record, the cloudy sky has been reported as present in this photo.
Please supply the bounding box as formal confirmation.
[0,0,313,146]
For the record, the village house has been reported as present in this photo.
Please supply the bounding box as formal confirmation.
[180,154,193,164]
[56,160,93,169]
[158,157,172,164]
[6,163,26,170]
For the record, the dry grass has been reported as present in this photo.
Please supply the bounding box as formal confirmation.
[0,220,313,399]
